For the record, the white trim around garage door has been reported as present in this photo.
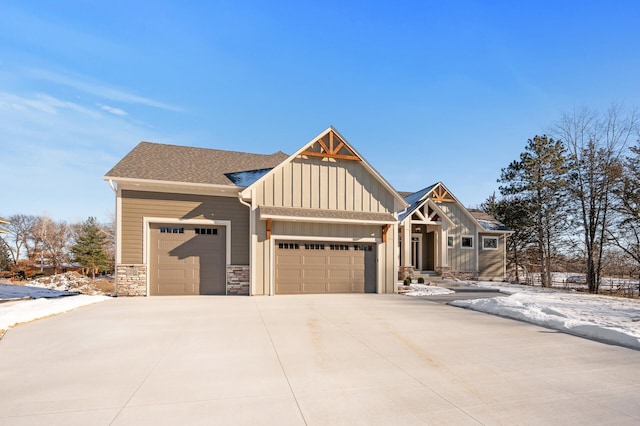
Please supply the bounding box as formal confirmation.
[268,234,381,296]
[143,217,232,297]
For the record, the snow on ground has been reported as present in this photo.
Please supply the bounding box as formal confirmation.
[451,281,640,350]
[0,280,111,333]
[400,283,455,296]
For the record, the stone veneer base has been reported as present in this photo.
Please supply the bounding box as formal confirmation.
[226,265,250,295]
[115,264,147,296]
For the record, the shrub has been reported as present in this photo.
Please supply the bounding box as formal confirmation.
[404,277,412,286]
[417,277,425,284]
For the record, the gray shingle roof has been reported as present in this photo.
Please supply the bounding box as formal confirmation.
[104,142,289,186]
[398,183,438,221]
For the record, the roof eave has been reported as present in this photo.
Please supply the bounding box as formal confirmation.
[104,176,243,194]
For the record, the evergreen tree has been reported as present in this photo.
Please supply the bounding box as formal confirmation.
[0,242,11,271]
[498,135,568,287]
[483,194,535,282]
[71,217,110,279]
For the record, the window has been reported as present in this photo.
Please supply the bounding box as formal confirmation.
[354,244,373,251]
[461,236,473,249]
[160,227,184,234]
[304,243,325,250]
[482,236,498,250]
[330,244,350,251]
[447,236,454,247]
[278,243,299,249]
[195,228,218,235]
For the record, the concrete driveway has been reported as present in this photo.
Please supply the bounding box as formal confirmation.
[1,295,639,425]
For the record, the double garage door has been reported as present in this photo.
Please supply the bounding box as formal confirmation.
[149,224,226,295]
[275,241,377,294]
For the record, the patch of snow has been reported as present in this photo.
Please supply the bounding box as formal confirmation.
[0,294,111,331]
[402,283,455,296]
[477,219,509,231]
[451,281,640,350]
[0,275,112,332]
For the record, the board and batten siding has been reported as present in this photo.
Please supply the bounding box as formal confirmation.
[478,233,505,278]
[438,201,477,272]
[256,157,396,213]
[250,156,398,295]
[119,190,249,265]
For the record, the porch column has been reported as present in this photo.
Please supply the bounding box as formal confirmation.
[402,222,412,267]
[441,225,449,267]
[434,228,440,268]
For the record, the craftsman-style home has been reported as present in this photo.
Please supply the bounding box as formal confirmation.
[398,183,510,282]
[104,127,509,296]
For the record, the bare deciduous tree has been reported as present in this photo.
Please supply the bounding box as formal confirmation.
[551,104,639,293]
[36,216,72,273]
[609,138,640,279]
[0,214,38,265]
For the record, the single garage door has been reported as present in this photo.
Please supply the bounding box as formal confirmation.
[275,241,376,294]
[149,224,226,295]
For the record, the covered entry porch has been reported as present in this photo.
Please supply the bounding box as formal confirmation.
[399,198,454,279]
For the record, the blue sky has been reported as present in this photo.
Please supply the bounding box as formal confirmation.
[1,1,638,224]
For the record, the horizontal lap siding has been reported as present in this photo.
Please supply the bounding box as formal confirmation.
[120,190,249,265]
[479,234,504,278]
[439,202,477,272]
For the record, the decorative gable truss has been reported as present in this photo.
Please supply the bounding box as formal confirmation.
[430,183,455,202]
[300,129,361,161]
[411,202,442,224]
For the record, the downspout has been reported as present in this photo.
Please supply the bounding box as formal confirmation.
[108,180,118,296]
[238,191,253,295]
[237,192,251,209]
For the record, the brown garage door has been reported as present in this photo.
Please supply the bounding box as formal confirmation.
[275,241,376,294]
[149,224,226,295]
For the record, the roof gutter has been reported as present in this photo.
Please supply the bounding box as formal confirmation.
[108,179,118,193]
[237,192,251,209]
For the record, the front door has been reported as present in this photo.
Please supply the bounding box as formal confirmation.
[411,233,422,271]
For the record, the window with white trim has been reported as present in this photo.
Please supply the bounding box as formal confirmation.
[447,236,454,247]
[461,235,473,249]
[482,236,498,250]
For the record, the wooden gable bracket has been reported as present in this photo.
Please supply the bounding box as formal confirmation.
[300,130,361,161]
[266,218,272,240]
[427,206,440,222]
[381,224,391,243]
[431,184,455,202]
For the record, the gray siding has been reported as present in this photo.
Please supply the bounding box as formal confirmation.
[120,190,249,265]
[439,201,477,272]
[478,233,505,278]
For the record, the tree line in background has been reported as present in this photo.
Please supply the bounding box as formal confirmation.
[485,103,640,294]
[0,215,113,280]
